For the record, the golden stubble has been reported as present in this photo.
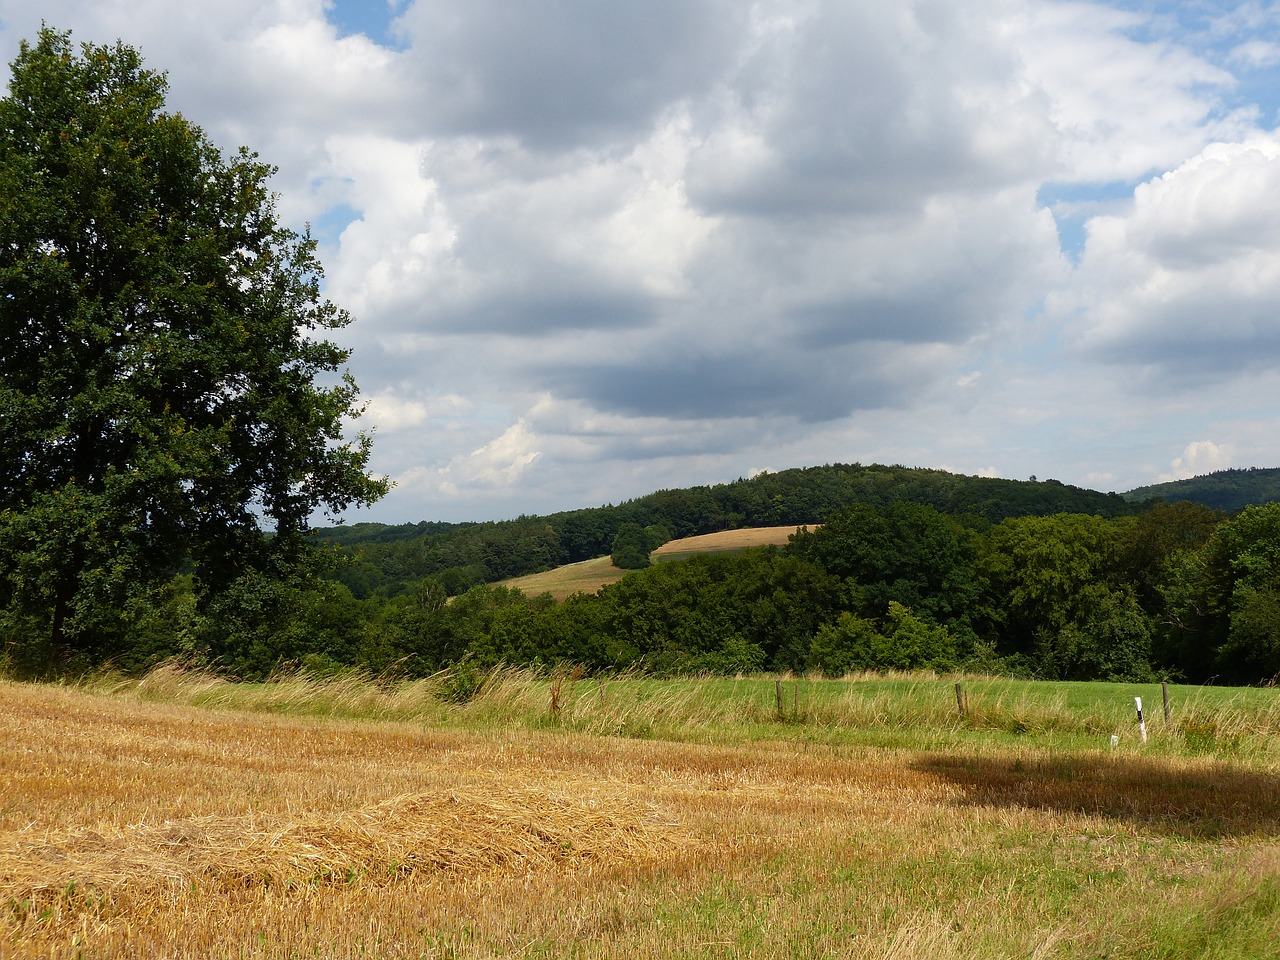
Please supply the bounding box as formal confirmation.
[2,679,1276,959]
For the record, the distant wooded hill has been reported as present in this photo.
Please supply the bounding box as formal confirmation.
[1121,468,1280,513]
[312,463,1139,599]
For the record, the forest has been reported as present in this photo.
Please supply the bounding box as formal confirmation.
[1122,466,1280,513]
[311,463,1139,597]
[8,462,1280,688]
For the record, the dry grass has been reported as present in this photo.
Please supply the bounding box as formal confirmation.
[649,526,805,561]
[3,675,1280,958]
[499,526,807,599]
[499,555,627,600]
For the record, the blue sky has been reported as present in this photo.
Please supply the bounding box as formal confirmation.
[7,1,1280,522]
[326,0,407,47]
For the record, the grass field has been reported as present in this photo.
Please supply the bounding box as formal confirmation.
[499,526,805,599]
[497,555,626,600]
[3,668,1280,958]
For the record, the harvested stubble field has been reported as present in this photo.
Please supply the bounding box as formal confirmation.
[500,526,805,599]
[3,671,1280,959]
[648,527,808,562]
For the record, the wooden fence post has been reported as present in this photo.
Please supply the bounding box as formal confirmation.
[776,678,783,717]
[1162,682,1170,724]
[955,682,967,718]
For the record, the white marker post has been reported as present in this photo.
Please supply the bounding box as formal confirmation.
[1135,696,1147,744]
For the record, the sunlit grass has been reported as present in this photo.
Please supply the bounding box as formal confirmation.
[86,663,1280,763]
[4,667,1279,957]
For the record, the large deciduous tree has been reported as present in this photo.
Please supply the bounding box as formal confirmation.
[0,29,387,671]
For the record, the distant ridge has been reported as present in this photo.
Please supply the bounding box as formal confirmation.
[312,464,1141,598]
[1121,467,1280,513]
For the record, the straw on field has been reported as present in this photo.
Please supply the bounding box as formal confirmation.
[3,787,691,901]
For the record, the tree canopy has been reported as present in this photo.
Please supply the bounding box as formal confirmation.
[0,29,387,671]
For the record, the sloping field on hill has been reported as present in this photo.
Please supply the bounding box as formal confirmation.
[499,555,624,600]
[649,525,808,561]
[500,525,805,599]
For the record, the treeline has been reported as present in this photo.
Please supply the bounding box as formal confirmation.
[312,464,1140,598]
[1122,467,1280,514]
[15,463,1280,686]
[351,498,1272,686]
[18,493,1280,688]
[386,499,1270,686]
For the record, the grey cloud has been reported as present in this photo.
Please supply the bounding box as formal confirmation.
[684,2,1052,217]
[1087,294,1280,379]
[429,292,659,336]
[558,422,766,463]
[1066,138,1280,386]
[533,344,922,424]
[395,0,749,148]
[793,297,981,347]
[10,0,1279,525]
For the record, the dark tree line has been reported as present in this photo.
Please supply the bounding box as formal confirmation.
[24,491,1277,687]
[312,464,1142,600]
[1123,467,1280,514]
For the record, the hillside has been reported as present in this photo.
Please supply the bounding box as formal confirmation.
[314,463,1138,599]
[1122,467,1280,513]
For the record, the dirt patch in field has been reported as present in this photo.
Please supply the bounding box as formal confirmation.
[501,526,813,599]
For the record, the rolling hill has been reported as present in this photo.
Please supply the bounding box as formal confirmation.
[1121,467,1280,513]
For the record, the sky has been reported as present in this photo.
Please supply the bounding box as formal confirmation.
[6,1,1280,523]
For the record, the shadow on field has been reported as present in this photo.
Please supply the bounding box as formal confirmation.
[914,754,1280,839]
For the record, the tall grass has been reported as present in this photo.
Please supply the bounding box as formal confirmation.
[88,663,1280,763]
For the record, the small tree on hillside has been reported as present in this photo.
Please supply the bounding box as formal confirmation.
[610,523,654,569]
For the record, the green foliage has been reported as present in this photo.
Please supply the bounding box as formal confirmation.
[437,659,484,703]
[882,602,959,670]
[977,514,1126,650]
[681,634,768,675]
[610,522,654,570]
[804,603,959,676]
[474,593,609,668]
[196,551,370,680]
[810,613,886,677]
[1045,588,1155,682]
[0,29,386,673]
[788,501,980,629]
[614,551,842,673]
[309,463,1140,600]
[1115,500,1222,613]
[1163,503,1280,683]
[1123,467,1280,513]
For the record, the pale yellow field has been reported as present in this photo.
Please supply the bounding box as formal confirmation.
[3,676,1279,959]
[499,555,626,600]
[649,526,806,559]
[501,526,807,599]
